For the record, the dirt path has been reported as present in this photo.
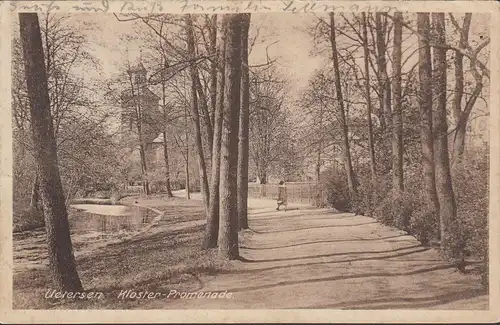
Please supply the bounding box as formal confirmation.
[145,198,487,310]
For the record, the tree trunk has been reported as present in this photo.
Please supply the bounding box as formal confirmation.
[417,13,440,232]
[258,170,267,184]
[218,14,242,260]
[432,13,458,256]
[315,103,324,207]
[194,73,214,150]
[184,105,191,200]
[451,13,483,168]
[375,13,391,130]
[19,12,83,291]
[237,13,251,231]
[451,13,470,166]
[391,12,404,193]
[186,14,210,215]
[362,12,377,181]
[30,172,41,211]
[162,131,173,197]
[209,15,218,133]
[452,82,481,167]
[161,58,173,198]
[127,68,150,196]
[315,145,322,206]
[138,142,150,195]
[329,13,356,198]
[203,17,226,249]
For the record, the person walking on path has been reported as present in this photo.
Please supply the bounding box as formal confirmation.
[276,181,288,211]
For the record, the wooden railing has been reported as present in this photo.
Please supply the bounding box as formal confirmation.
[247,182,327,206]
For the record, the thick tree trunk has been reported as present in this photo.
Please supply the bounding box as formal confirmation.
[432,13,458,256]
[30,173,40,211]
[203,17,226,249]
[186,14,210,215]
[417,13,440,227]
[218,14,242,260]
[329,13,356,198]
[19,12,83,291]
[362,12,377,181]
[391,12,404,193]
[237,13,251,231]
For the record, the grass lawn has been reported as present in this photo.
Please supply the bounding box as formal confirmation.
[13,195,231,309]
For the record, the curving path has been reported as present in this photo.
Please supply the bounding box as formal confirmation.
[144,198,488,310]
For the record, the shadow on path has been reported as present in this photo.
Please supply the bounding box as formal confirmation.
[238,244,424,263]
[152,199,488,310]
[240,234,409,250]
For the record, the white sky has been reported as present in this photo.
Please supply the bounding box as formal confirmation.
[50,13,489,103]
[69,13,323,98]
[13,12,489,139]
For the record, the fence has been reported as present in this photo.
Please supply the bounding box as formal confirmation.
[123,181,329,207]
[247,182,328,207]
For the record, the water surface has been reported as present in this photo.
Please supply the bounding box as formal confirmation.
[69,204,156,233]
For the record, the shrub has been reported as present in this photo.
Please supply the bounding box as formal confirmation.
[352,175,391,217]
[450,153,488,284]
[373,191,414,231]
[408,205,438,246]
[320,168,350,211]
[13,208,45,233]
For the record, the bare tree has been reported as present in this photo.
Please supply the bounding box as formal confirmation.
[157,22,174,197]
[19,12,83,291]
[249,71,293,185]
[209,15,218,129]
[329,13,357,198]
[237,13,251,230]
[449,13,487,167]
[124,64,152,195]
[374,13,392,131]
[204,17,226,249]
[417,12,440,227]
[186,14,210,213]
[218,14,242,260]
[391,12,404,193]
[362,12,377,181]
[13,13,103,210]
[184,102,191,199]
[431,13,458,256]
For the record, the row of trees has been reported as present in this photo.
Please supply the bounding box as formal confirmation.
[109,13,302,254]
[13,13,121,223]
[14,11,298,289]
[16,12,263,290]
[16,10,489,291]
[298,12,488,272]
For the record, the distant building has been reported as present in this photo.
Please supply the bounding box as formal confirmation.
[120,63,164,182]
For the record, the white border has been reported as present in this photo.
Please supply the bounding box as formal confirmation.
[1,1,498,323]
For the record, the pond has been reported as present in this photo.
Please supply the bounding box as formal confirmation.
[68,204,157,233]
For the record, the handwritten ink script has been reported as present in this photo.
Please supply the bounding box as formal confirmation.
[7,0,400,14]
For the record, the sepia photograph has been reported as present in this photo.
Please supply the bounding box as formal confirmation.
[3,1,495,318]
